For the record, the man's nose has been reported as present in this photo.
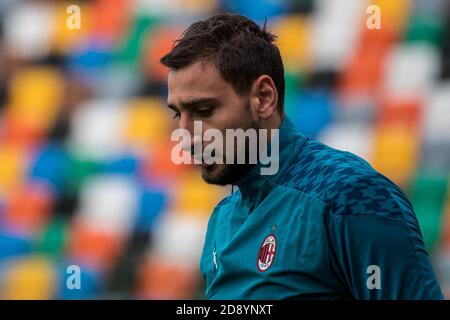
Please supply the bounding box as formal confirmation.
[178,113,192,132]
[178,114,199,154]
[190,135,203,156]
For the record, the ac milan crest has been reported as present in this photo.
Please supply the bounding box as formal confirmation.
[257,233,277,272]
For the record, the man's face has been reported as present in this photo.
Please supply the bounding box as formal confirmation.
[167,61,258,185]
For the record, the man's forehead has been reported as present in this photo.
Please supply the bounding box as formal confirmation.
[167,61,229,104]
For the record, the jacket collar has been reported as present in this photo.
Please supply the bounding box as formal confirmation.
[234,116,308,211]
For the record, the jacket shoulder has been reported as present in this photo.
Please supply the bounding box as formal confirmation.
[284,140,413,219]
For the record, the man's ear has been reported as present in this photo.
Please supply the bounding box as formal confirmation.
[249,75,278,119]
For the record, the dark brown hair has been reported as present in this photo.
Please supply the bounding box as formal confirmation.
[160,13,285,113]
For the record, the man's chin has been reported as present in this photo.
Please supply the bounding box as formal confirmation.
[200,163,228,185]
[200,163,252,186]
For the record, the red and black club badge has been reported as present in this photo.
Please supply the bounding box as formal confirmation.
[257,231,277,272]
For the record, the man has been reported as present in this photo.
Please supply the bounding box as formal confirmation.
[160,13,444,299]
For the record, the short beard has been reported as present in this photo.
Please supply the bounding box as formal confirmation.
[200,110,260,186]
[201,162,254,186]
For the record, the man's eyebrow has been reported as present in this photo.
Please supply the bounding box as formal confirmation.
[181,97,219,108]
[167,97,219,111]
[167,103,178,112]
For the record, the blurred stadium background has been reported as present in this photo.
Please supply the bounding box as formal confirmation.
[0,0,449,299]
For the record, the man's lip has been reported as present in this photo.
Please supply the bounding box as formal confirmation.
[195,157,215,167]
[192,152,220,162]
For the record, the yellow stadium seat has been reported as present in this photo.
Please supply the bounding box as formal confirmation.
[272,14,311,74]
[370,124,419,188]
[51,1,91,54]
[368,0,411,32]
[171,170,227,216]
[8,67,64,135]
[123,97,172,149]
[2,255,56,300]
